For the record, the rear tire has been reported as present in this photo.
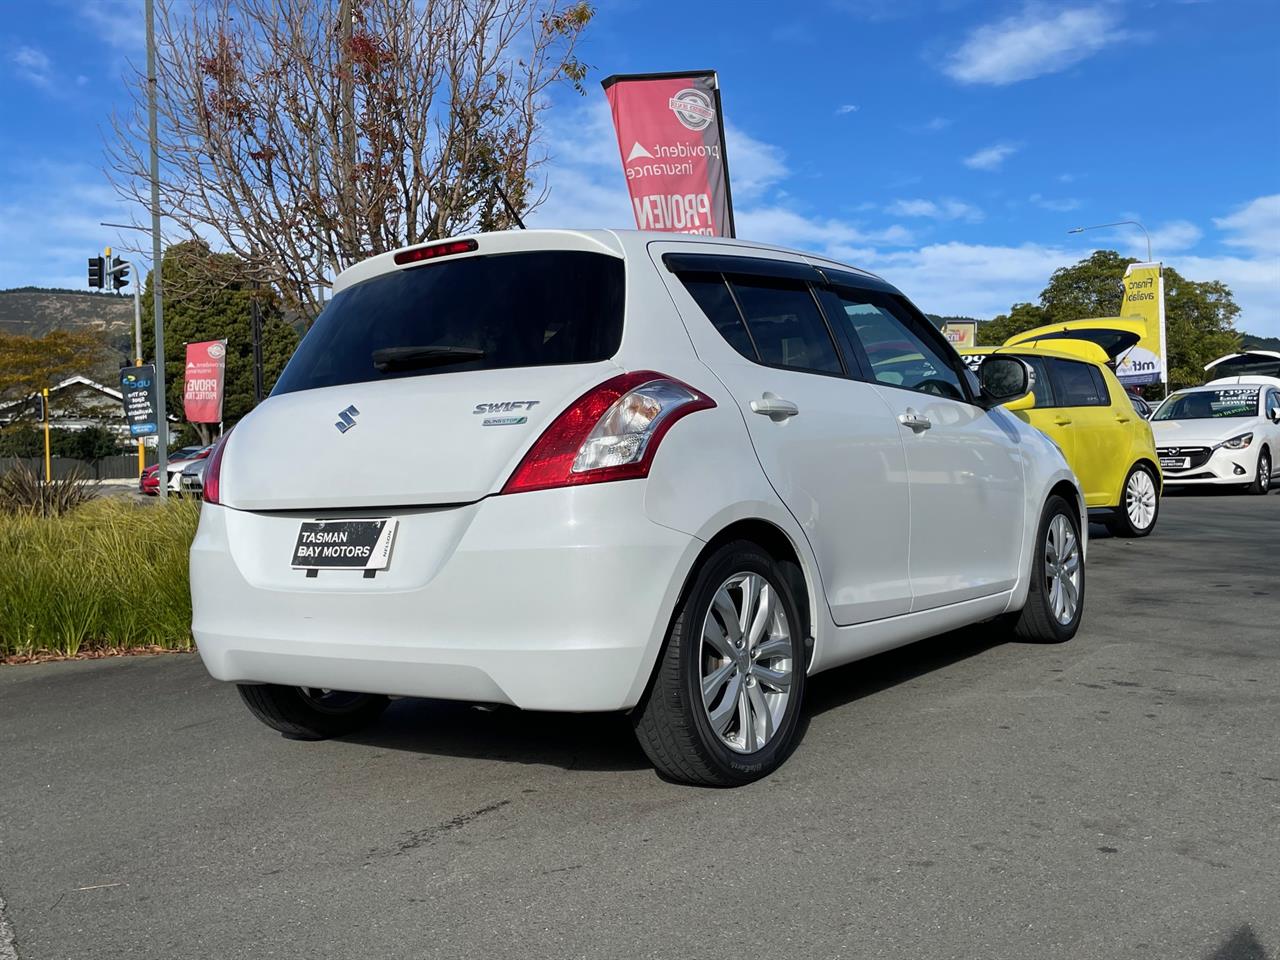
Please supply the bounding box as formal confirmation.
[1105,463,1160,538]
[633,540,807,787]
[1009,495,1085,644]
[237,684,390,740]
[1246,449,1271,495]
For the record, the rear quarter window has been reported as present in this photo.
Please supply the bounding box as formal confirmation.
[272,250,624,395]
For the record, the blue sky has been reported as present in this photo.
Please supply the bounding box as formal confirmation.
[3,0,1278,333]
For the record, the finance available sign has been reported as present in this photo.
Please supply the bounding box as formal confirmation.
[1115,263,1168,388]
[602,70,735,237]
[184,340,227,423]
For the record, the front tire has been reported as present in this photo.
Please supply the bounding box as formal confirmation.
[1246,449,1271,495]
[1106,463,1160,538]
[237,684,390,740]
[1009,495,1085,644]
[633,541,807,787]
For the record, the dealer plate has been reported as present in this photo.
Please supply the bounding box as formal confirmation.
[1159,457,1190,470]
[291,519,398,570]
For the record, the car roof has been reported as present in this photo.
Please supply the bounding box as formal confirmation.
[1204,375,1280,389]
[331,228,891,296]
[1169,382,1268,395]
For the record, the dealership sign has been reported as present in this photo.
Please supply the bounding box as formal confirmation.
[943,321,978,350]
[1115,263,1168,388]
[602,70,735,237]
[184,340,227,423]
[120,364,159,437]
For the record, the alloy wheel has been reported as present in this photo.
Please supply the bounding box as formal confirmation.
[1125,468,1158,530]
[1261,455,1271,492]
[698,572,794,754]
[1044,514,1082,626]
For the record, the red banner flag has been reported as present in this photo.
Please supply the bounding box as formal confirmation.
[184,340,227,424]
[602,71,735,238]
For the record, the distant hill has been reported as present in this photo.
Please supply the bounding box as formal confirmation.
[0,288,134,353]
[1241,331,1280,352]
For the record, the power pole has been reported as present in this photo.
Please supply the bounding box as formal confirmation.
[146,0,169,498]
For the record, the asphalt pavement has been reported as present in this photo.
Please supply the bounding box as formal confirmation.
[1,490,1277,960]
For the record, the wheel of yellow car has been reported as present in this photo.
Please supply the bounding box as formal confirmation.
[1107,463,1160,538]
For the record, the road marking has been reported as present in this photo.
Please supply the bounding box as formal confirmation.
[0,890,18,960]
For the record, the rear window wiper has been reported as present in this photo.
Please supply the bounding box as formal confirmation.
[371,345,485,371]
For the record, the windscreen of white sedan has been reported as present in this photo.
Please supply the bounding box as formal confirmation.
[1152,388,1259,421]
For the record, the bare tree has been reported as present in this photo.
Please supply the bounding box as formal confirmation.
[108,0,593,323]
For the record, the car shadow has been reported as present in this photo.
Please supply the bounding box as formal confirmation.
[801,621,1006,723]
[341,622,1010,775]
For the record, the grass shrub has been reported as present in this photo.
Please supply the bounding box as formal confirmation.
[0,497,200,657]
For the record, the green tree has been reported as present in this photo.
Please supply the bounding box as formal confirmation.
[141,241,299,445]
[983,250,1242,391]
[978,303,1046,347]
[0,330,112,403]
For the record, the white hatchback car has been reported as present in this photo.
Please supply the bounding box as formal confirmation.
[1151,377,1280,494]
[191,230,1086,785]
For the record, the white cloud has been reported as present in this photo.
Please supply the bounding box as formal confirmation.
[1177,254,1280,336]
[835,104,860,115]
[964,143,1019,171]
[10,45,54,89]
[1214,194,1280,258]
[1029,193,1080,213]
[528,102,1280,337]
[943,5,1127,86]
[77,0,147,52]
[0,161,148,292]
[886,198,984,223]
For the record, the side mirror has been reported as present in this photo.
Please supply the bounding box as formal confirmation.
[978,355,1033,408]
[1271,406,1280,423]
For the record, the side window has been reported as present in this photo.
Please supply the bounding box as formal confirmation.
[680,275,756,360]
[727,278,843,374]
[829,289,966,400]
[1020,355,1056,406]
[1050,359,1107,407]
[1088,365,1112,405]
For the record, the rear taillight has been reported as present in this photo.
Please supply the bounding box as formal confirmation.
[393,238,478,265]
[202,431,232,505]
[501,370,715,495]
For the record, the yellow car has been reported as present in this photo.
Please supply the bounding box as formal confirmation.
[959,335,1161,538]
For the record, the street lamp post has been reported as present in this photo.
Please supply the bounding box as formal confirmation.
[1067,220,1153,262]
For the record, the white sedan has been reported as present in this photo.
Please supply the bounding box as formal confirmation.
[190,229,1086,786]
[1151,377,1280,494]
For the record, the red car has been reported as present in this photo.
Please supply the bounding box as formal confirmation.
[139,446,207,496]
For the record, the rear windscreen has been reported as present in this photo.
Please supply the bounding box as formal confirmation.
[272,250,625,395]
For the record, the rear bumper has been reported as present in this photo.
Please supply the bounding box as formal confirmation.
[190,482,701,712]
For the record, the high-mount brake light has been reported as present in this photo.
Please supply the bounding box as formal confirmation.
[501,370,715,495]
[392,238,478,266]
[202,430,234,505]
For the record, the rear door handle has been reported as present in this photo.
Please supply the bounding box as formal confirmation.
[751,393,800,421]
[898,410,932,432]
[1115,413,1131,423]
[1053,416,1073,426]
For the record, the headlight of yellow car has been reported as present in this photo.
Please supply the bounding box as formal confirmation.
[1216,432,1253,450]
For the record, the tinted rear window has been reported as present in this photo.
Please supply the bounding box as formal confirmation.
[272,251,624,395]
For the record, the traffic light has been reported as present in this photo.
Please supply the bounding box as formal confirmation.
[88,256,104,289]
[113,261,130,290]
